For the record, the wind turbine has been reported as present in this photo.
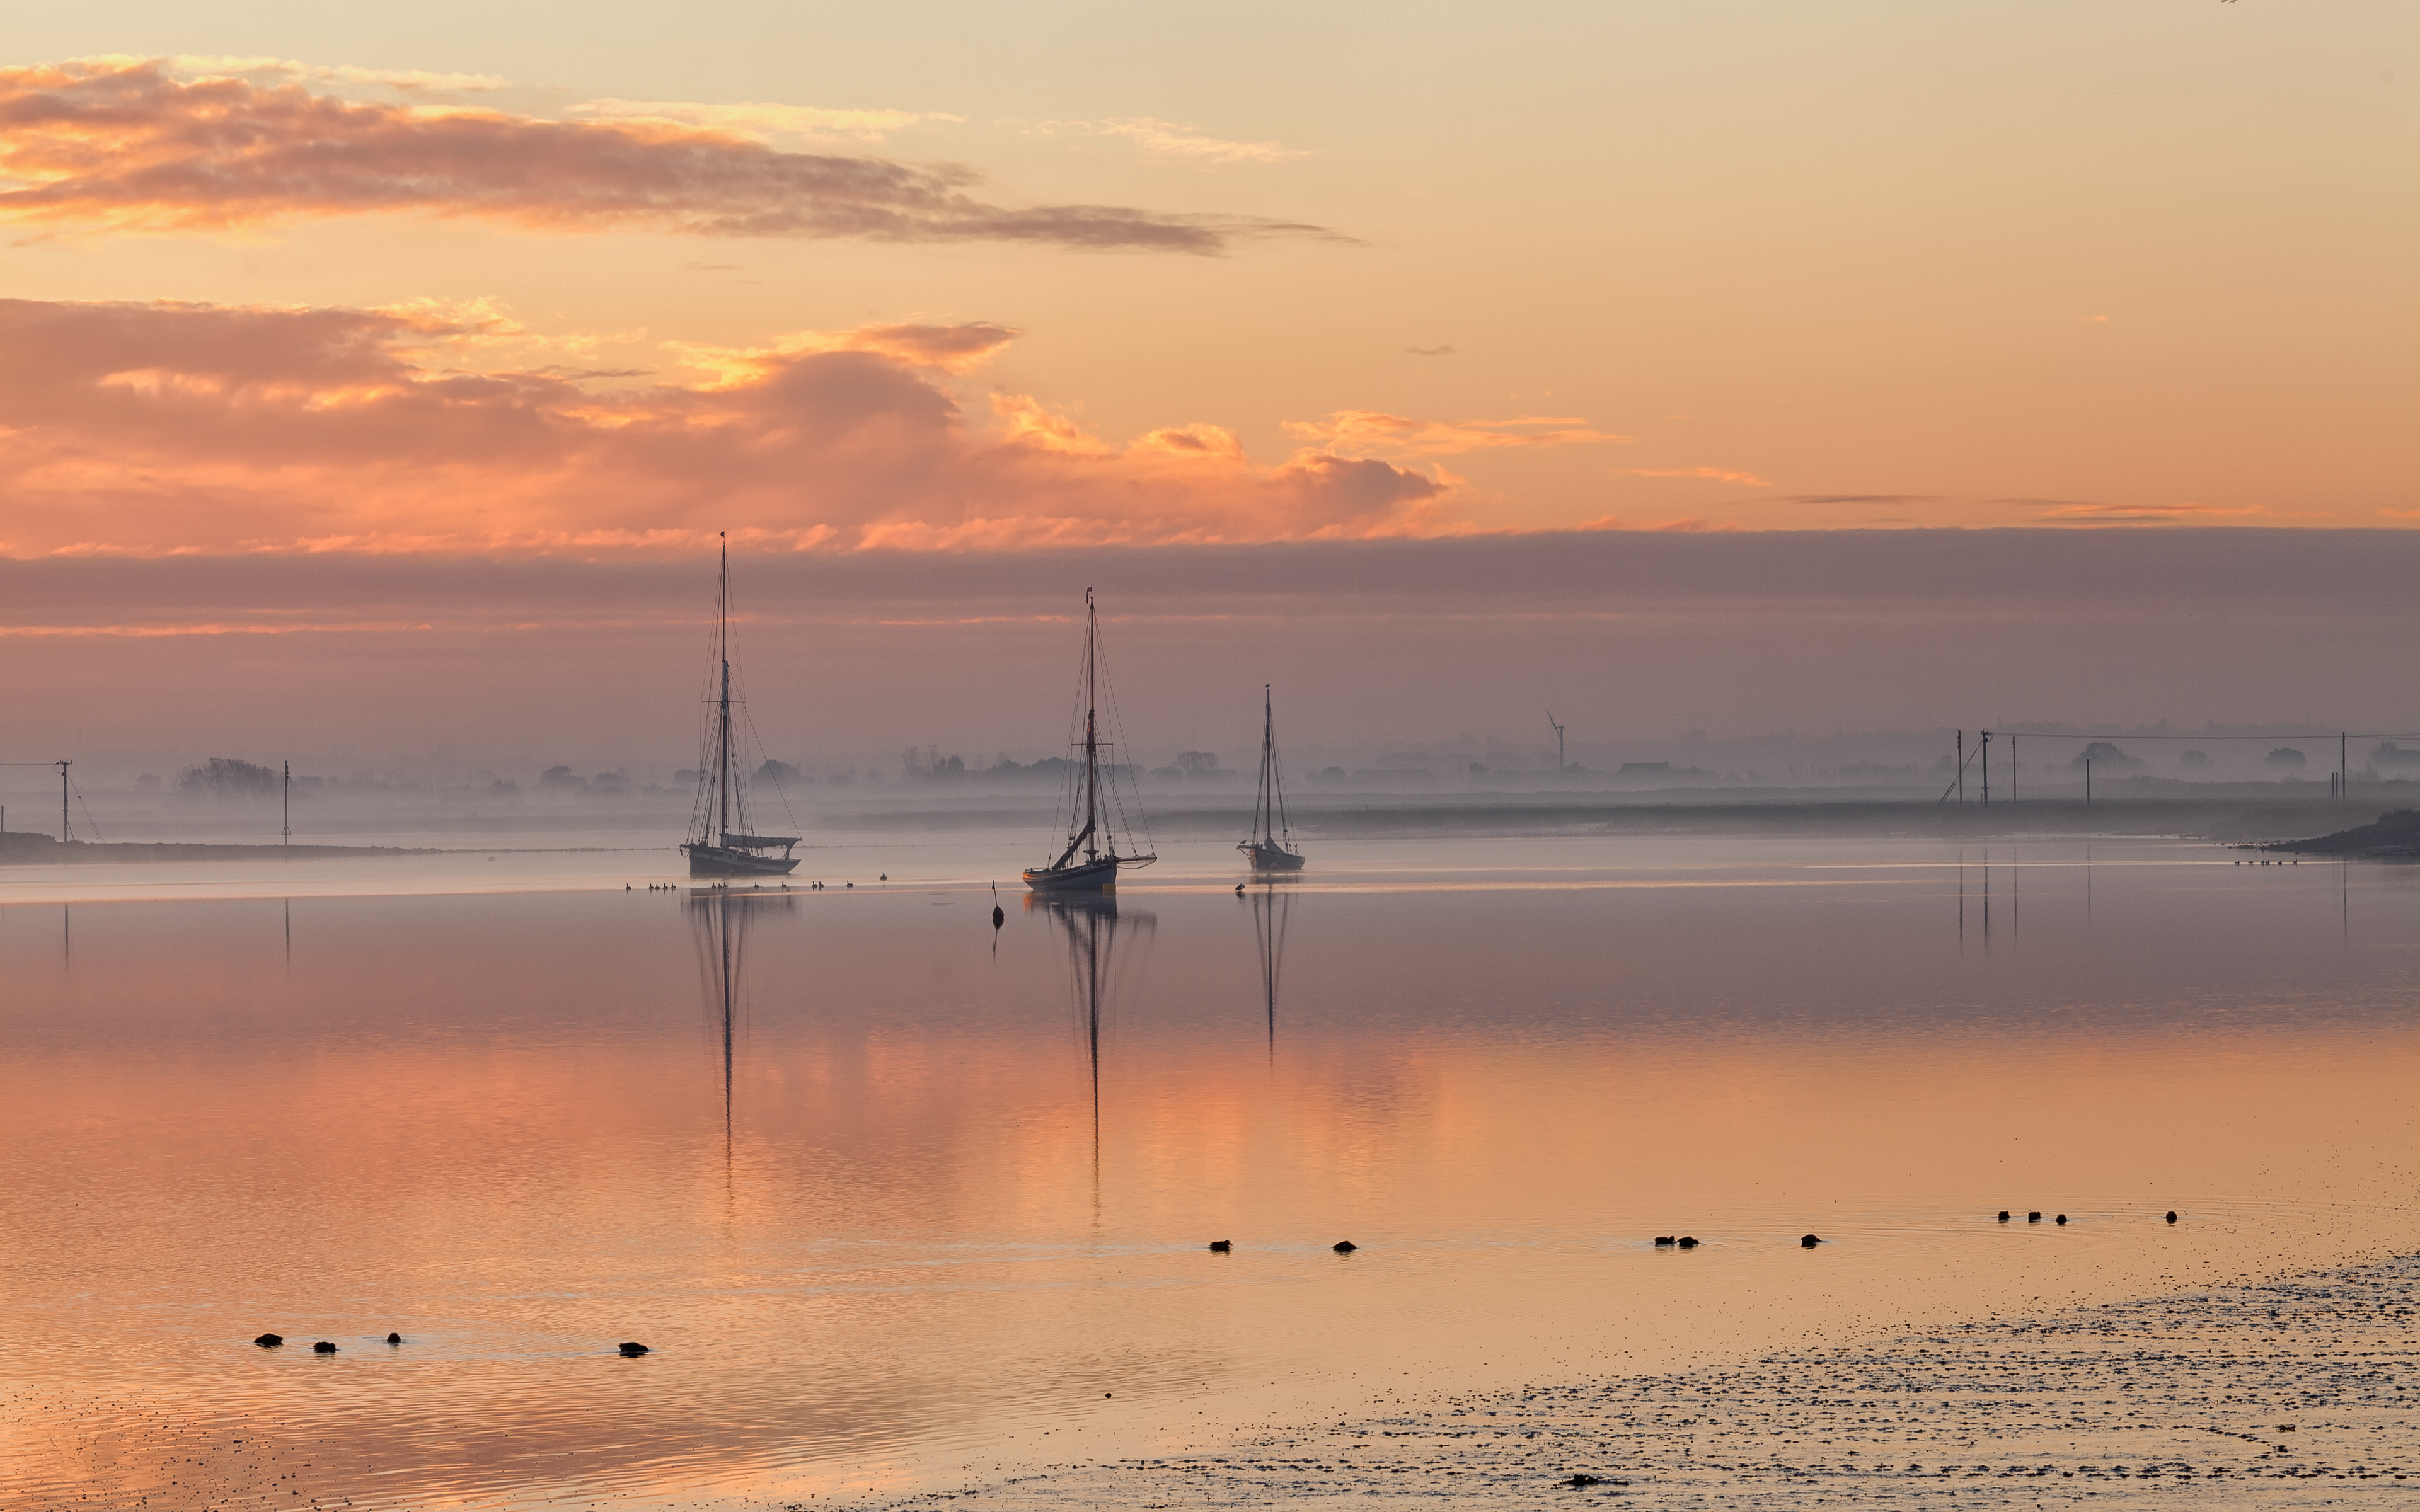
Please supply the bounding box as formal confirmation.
[1546,711,1565,772]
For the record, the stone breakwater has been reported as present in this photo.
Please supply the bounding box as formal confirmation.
[848,1252,2419,1509]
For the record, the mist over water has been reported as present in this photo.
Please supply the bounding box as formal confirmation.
[3,835,2416,1509]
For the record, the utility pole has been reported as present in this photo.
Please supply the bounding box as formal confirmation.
[60,760,71,842]
[282,760,291,847]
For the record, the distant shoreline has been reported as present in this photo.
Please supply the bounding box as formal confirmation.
[0,835,666,866]
[1,797,2397,862]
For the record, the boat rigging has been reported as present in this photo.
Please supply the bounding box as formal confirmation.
[1023,590,1156,892]
[1238,682,1305,872]
[681,537,802,878]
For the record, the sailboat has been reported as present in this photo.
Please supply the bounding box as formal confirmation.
[1238,684,1305,871]
[1023,590,1156,892]
[681,537,802,878]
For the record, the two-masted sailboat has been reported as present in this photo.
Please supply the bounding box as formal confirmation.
[1024,591,1156,892]
[1238,684,1305,871]
[681,538,802,878]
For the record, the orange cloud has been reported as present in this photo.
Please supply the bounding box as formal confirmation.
[0,297,1445,556]
[0,60,1330,251]
[1574,515,1746,534]
[1620,466,1775,488]
[1280,411,1624,461]
[2034,501,2272,524]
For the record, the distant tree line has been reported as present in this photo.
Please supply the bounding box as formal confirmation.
[178,757,278,800]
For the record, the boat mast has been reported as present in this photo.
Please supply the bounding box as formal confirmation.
[1259,684,1274,846]
[1083,588,1100,862]
[717,535,734,847]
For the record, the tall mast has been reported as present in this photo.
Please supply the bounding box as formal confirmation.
[1083,588,1100,862]
[1259,684,1274,844]
[282,760,290,847]
[717,534,734,845]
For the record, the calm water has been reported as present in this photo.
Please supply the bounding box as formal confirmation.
[3,835,2417,1509]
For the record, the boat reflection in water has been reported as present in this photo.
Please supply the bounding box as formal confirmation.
[688,885,794,1166]
[1028,893,1155,1181]
[1248,884,1292,1055]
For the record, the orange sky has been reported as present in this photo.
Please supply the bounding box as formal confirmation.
[0,5,2413,559]
[0,9,2414,757]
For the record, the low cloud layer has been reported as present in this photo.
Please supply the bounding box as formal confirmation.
[0,297,1456,556]
[0,60,1330,251]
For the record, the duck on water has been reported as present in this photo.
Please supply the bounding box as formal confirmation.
[680,536,801,879]
[1025,590,1156,893]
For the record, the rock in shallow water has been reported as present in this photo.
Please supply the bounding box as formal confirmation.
[1332,1240,1358,1254]
[253,1332,283,1348]
[618,1341,651,1356]
[311,1341,337,1353]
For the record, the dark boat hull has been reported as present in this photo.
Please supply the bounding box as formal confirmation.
[684,844,800,878]
[1242,841,1306,872]
[1023,856,1123,892]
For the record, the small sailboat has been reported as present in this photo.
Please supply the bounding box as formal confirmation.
[1024,591,1156,892]
[681,537,802,878]
[1238,683,1305,872]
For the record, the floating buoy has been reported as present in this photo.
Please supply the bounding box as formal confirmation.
[2165,1210,2179,1223]
[2027,1211,2043,1223]
[880,873,887,881]
[2056,1213,2068,1225]
[253,1332,284,1348]
[312,1341,337,1353]
[992,905,1005,927]
[1800,1234,1823,1248]
[1653,1235,1676,1247]
[1676,1236,1699,1249]
[618,1341,651,1357]
[1997,1211,2010,1222]
[1332,1240,1358,1254]
[1209,1239,1232,1252]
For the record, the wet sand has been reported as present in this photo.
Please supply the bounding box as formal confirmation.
[851,1249,2420,1509]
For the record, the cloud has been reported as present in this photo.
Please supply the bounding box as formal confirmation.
[570,98,959,145]
[0,60,1334,252]
[1281,411,1625,461]
[142,54,510,94]
[1575,515,1747,533]
[1024,117,1306,164]
[1621,466,1775,488]
[1775,494,1952,507]
[0,297,1449,557]
[2034,501,2272,524]
[667,322,1023,381]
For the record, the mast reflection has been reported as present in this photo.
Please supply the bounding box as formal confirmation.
[1028,894,1154,1186]
[688,886,795,1169]
[1249,885,1292,1057]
